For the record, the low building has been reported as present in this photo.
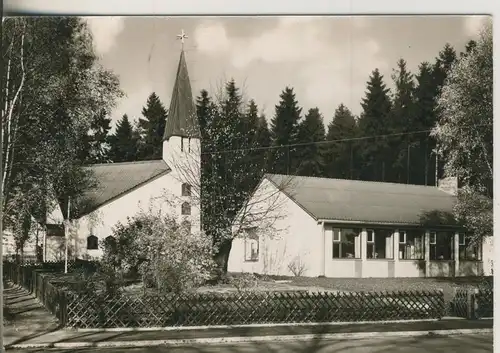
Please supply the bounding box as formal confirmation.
[228,174,493,278]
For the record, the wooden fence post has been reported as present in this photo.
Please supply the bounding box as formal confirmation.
[32,270,37,295]
[472,288,479,319]
[467,288,479,320]
[60,290,68,326]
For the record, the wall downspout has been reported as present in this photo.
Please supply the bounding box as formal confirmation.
[321,221,326,277]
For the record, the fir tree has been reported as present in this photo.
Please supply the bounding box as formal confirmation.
[137,92,168,160]
[255,115,271,147]
[433,43,457,92]
[461,40,477,58]
[255,114,272,173]
[296,107,326,177]
[270,87,302,175]
[89,109,113,163]
[389,59,417,183]
[325,104,357,179]
[243,100,267,175]
[357,69,392,181]
[244,100,260,146]
[414,62,439,185]
[196,89,214,143]
[108,114,139,162]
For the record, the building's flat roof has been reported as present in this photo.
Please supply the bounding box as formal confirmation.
[266,174,458,226]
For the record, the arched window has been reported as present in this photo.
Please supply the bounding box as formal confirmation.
[181,202,191,215]
[104,236,117,252]
[87,235,99,250]
[181,183,192,196]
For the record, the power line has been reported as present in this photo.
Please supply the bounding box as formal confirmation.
[10,123,490,167]
[201,123,490,156]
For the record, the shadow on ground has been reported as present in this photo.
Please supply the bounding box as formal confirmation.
[3,282,62,347]
[7,332,493,353]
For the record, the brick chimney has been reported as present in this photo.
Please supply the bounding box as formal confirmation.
[438,176,459,195]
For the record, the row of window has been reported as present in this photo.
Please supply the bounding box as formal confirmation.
[243,228,481,263]
[332,228,480,261]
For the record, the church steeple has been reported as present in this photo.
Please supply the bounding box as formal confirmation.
[163,48,201,141]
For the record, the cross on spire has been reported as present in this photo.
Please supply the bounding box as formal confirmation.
[176,29,188,51]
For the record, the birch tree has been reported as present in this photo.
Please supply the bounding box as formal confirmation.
[432,23,492,243]
[1,17,123,257]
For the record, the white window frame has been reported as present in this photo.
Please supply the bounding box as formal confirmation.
[458,233,466,246]
[333,228,341,242]
[399,231,407,244]
[429,232,437,245]
[244,228,259,262]
[366,229,375,243]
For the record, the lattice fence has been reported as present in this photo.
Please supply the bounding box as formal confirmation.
[449,286,494,319]
[475,288,493,319]
[450,288,470,318]
[65,290,446,328]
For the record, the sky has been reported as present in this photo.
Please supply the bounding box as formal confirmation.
[85,15,490,128]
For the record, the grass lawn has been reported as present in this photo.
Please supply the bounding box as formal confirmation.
[243,274,493,312]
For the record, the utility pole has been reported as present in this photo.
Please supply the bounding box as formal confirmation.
[286,146,290,175]
[64,196,71,274]
[435,146,439,187]
[407,142,411,184]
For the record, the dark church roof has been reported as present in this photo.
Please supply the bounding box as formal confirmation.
[56,50,200,220]
[163,50,201,140]
[66,160,170,219]
[265,174,458,226]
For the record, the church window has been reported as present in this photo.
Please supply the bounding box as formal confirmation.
[87,235,99,250]
[181,138,184,152]
[104,236,117,252]
[181,202,191,215]
[181,183,192,196]
[244,228,259,262]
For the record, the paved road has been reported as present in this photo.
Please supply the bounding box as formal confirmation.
[6,332,493,353]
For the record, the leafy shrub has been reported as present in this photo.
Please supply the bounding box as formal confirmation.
[227,273,258,292]
[101,210,216,294]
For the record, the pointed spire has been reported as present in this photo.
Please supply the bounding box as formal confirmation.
[163,50,201,140]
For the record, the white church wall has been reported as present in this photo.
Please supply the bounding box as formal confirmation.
[163,135,202,234]
[42,172,186,261]
[227,178,321,277]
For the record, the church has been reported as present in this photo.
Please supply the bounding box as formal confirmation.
[42,46,202,261]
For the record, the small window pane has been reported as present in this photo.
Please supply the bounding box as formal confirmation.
[181,202,191,215]
[182,183,192,196]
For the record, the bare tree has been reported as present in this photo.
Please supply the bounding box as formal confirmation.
[165,84,298,273]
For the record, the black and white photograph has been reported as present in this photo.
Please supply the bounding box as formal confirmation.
[0,12,494,353]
